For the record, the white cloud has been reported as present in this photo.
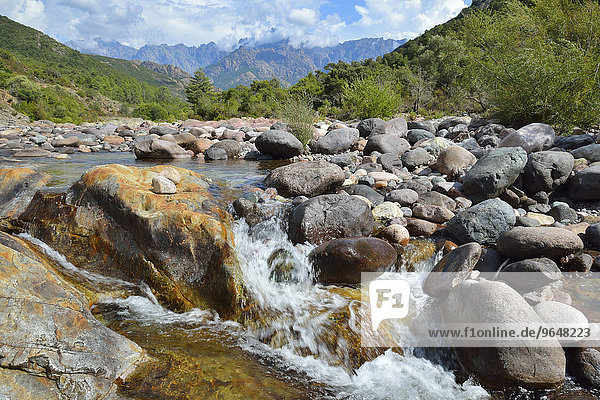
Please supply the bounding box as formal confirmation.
[0,0,47,32]
[288,7,318,26]
[348,0,467,40]
[0,0,467,50]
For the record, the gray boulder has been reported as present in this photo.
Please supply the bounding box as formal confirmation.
[446,198,516,245]
[522,151,574,194]
[443,280,565,389]
[554,134,595,150]
[364,135,410,156]
[288,194,373,244]
[401,148,433,170]
[407,120,436,134]
[406,129,434,145]
[204,147,228,160]
[310,127,359,154]
[255,130,304,158]
[568,348,600,389]
[438,116,470,131]
[568,165,600,201]
[150,125,177,136]
[344,184,385,206]
[500,258,561,292]
[208,139,241,158]
[586,223,600,249]
[497,227,584,259]
[571,143,600,162]
[385,188,419,206]
[499,123,555,153]
[310,237,397,284]
[369,117,408,137]
[264,160,344,198]
[435,145,477,177]
[357,118,385,137]
[462,147,527,201]
[133,138,190,159]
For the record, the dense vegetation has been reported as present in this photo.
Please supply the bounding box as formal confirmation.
[185,0,600,132]
[0,16,189,123]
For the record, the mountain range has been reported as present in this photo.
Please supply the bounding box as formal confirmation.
[69,37,407,89]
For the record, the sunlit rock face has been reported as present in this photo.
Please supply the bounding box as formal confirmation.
[20,164,245,317]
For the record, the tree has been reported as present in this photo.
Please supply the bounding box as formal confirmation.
[185,69,216,104]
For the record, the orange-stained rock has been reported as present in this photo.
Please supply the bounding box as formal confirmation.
[20,164,245,316]
[188,138,213,154]
[103,135,125,145]
[0,168,50,220]
[0,232,145,399]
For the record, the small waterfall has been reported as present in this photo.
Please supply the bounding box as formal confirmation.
[230,213,489,399]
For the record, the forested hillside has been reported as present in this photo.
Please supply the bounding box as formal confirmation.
[0,15,189,123]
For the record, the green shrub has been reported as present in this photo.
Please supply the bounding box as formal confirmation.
[278,95,315,145]
[460,0,600,129]
[342,75,402,119]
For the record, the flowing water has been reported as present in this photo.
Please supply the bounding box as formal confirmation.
[5,153,493,399]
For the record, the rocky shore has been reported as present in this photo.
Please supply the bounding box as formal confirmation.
[1,114,600,397]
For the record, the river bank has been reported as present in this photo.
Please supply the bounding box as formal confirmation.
[1,115,600,399]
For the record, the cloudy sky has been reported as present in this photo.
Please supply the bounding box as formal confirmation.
[0,0,470,50]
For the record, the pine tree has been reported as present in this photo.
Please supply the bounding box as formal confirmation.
[185,69,215,104]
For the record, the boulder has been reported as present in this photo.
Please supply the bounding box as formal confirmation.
[310,237,397,284]
[377,153,403,172]
[385,189,419,206]
[401,148,433,170]
[418,191,456,211]
[208,139,241,158]
[372,202,404,222]
[407,120,436,134]
[423,242,481,297]
[343,184,385,206]
[406,129,434,145]
[19,165,243,316]
[571,144,600,163]
[554,134,595,150]
[133,138,191,159]
[364,135,410,156]
[357,118,385,137]
[462,147,527,201]
[0,232,145,399]
[264,160,344,198]
[568,165,600,201]
[309,128,359,154]
[586,223,600,249]
[568,348,600,389]
[497,227,584,259]
[438,116,470,131]
[255,130,304,158]
[446,198,516,245]
[204,147,228,160]
[152,175,177,194]
[500,258,562,292]
[522,151,574,194]
[288,194,373,244]
[499,123,555,153]
[406,219,439,237]
[369,117,408,137]
[0,168,50,219]
[379,224,410,245]
[13,148,53,157]
[435,145,477,177]
[149,125,177,136]
[51,135,82,147]
[443,280,565,390]
[412,204,454,223]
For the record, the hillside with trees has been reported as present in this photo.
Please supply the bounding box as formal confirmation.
[0,15,190,123]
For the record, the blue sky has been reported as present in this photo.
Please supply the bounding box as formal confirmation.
[0,0,470,50]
